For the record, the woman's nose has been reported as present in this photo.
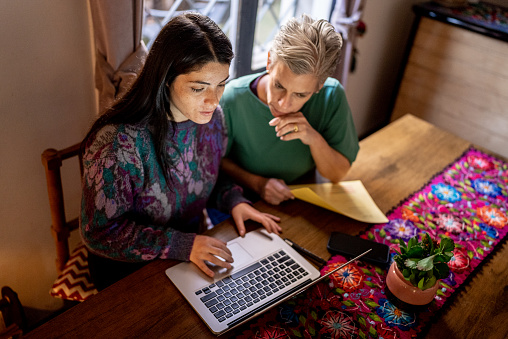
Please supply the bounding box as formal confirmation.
[205,90,219,106]
[278,94,291,110]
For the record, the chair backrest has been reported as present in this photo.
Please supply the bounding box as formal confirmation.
[41,143,82,274]
[0,286,26,337]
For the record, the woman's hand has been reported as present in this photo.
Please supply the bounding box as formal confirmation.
[269,112,320,145]
[190,235,233,278]
[259,178,294,205]
[231,203,282,237]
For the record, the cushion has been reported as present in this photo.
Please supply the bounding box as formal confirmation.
[49,242,98,302]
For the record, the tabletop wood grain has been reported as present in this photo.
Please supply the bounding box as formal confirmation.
[26,114,508,339]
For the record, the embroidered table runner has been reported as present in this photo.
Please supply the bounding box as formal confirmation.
[237,148,508,338]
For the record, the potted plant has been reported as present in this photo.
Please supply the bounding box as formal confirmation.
[386,232,455,307]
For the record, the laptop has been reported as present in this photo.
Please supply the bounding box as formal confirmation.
[165,229,370,335]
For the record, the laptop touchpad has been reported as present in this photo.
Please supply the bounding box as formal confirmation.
[229,242,254,270]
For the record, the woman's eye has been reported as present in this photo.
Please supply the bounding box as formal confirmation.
[191,88,204,93]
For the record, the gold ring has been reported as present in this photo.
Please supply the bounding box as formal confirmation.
[294,124,299,133]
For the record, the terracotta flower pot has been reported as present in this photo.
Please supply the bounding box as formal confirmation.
[385,262,439,306]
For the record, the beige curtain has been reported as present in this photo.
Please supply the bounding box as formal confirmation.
[330,0,366,88]
[89,0,147,113]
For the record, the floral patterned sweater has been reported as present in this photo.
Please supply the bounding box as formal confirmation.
[80,107,248,262]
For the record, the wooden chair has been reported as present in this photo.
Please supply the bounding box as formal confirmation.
[41,143,97,302]
[0,286,26,339]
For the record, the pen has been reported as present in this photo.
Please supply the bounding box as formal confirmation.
[284,238,327,266]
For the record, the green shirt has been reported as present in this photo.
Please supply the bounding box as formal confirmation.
[221,72,359,183]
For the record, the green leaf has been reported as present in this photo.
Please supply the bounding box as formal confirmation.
[440,281,452,290]
[368,313,382,322]
[424,275,437,290]
[467,250,474,259]
[416,255,436,271]
[361,268,373,276]
[364,299,380,308]
[359,329,367,339]
[434,263,450,280]
[369,326,378,336]
[291,329,302,337]
[436,289,445,296]
[466,226,474,234]
[404,258,419,269]
[478,247,484,256]
[364,281,377,288]
[334,288,345,294]
[440,237,455,252]
[309,326,316,336]
[367,232,375,240]
[375,266,385,275]
[462,217,471,225]
[311,310,317,320]
[406,246,424,258]
[408,236,417,249]
[299,315,306,326]
[480,240,490,248]
[341,300,356,307]
[379,228,386,237]
[358,315,366,327]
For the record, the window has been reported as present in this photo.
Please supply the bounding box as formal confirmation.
[142,0,332,78]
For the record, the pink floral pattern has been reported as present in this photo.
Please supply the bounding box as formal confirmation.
[236,148,508,338]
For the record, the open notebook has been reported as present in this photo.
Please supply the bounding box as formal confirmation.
[166,229,370,335]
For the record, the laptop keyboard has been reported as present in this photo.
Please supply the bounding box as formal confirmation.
[195,249,309,323]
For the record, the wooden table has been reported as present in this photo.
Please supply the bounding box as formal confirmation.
[27,114,508,338]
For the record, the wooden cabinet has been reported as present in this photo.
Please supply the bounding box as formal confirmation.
[391,2,508,158]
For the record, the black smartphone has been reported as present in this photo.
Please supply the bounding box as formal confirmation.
[327,232,390,266]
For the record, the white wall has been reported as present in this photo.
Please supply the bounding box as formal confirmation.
[0,0,95,315]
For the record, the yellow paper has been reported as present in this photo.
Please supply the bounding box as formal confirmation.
[289,181,388,224]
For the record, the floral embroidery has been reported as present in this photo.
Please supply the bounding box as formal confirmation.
[477,206,507,228]
[467,154,493,170]
[238,149,508,339]
[317,311,357,338]
[431,183,462,202]
[325,262,364,292]
[479,223,499,239]
[253,325,289,339]
[384,219,418,241]
[473,179,501,197]
[376,299,417,331]
[436,214,464,234]
[448,249,470,272]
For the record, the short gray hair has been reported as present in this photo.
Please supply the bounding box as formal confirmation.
[269,14,342,84]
